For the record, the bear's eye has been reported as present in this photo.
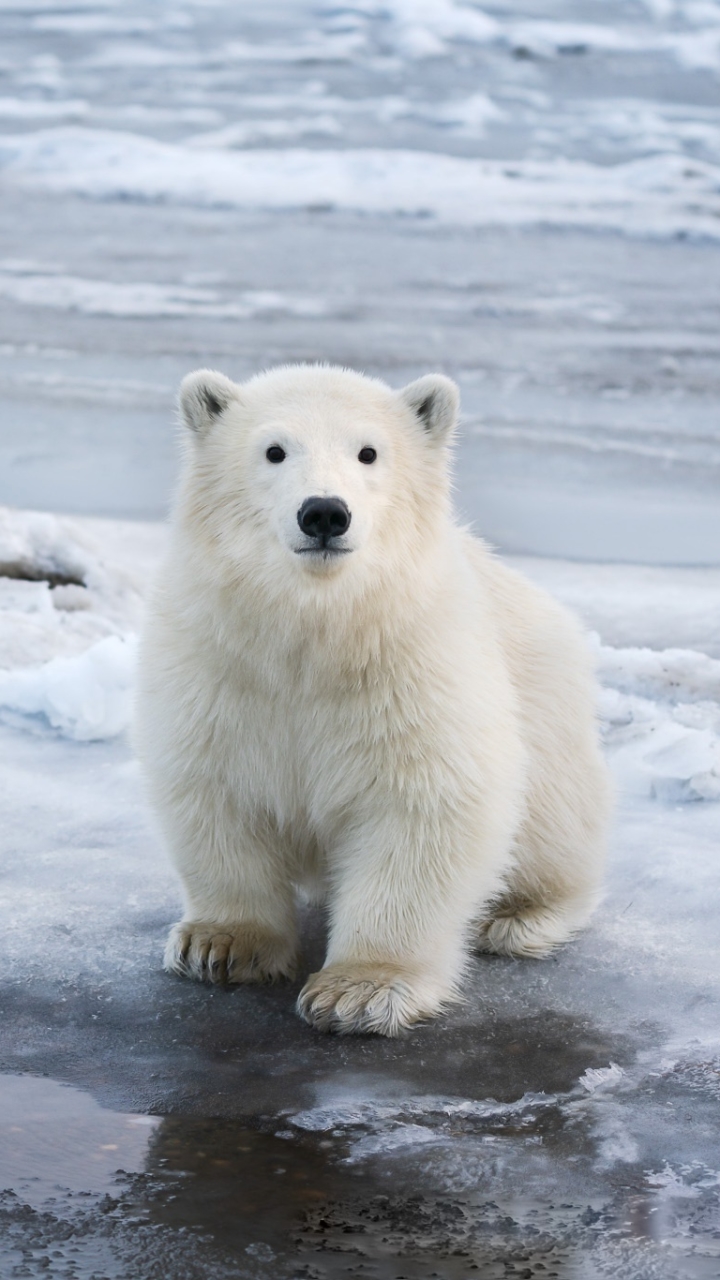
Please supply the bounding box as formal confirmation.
[358,447,377,464]
[266,445,286,463]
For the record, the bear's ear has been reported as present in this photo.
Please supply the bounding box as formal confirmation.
[399,374,459,443]
[179,369,240,435]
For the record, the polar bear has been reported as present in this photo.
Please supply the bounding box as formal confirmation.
[135,363,610,1036]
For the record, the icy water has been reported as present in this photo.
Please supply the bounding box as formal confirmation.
[0,0,720,560]
[2,1049,720,1278]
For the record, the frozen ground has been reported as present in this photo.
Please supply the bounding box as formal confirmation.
[0,0,719,1276]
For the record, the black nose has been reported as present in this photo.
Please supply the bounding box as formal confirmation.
[297,496,351,541]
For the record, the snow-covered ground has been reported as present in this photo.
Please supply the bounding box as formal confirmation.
[1,0,720,1275]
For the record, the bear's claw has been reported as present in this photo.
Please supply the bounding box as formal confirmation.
[297,962,436,1036]
[164,921,297,985]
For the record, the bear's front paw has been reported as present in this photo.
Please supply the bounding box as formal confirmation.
[297,962,439,1036]
[164,921,297,985]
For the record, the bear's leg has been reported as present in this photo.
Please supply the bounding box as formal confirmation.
[161,804,298,985]
[475,734,609,959]
[474,808,607,959]
[297,805,512,1036]
[474,888,602,959]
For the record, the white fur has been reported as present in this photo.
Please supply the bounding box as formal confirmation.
[135,364,611,1036]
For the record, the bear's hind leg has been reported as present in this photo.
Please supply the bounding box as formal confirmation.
[476,730,610,959]
[474,887,602,958]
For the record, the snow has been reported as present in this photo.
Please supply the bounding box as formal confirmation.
[0,633,137,741]
[346,0,500,58]
[31,12,189,34]
[3,0,720,242]
[588,633,720,802]
[2,127,719,239]
[2,0,719,559]
[331,0,720,70]
[0,262,327,319]
[0,97,88,119]
[0,509,160,736]
[595,638,720,704]
[0,506,159,665]
[509,559,720,656]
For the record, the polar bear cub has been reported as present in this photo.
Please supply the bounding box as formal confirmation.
[135,363,610,1036]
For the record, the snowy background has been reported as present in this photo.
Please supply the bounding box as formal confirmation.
[1,2,720,1277]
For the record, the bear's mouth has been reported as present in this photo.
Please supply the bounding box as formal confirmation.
[295,545,352,558]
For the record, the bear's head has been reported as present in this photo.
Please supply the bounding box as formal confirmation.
[176,364,459,598]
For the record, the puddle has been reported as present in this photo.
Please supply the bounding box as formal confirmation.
[1,1073,719,1279]
[0,1075,159,1209]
